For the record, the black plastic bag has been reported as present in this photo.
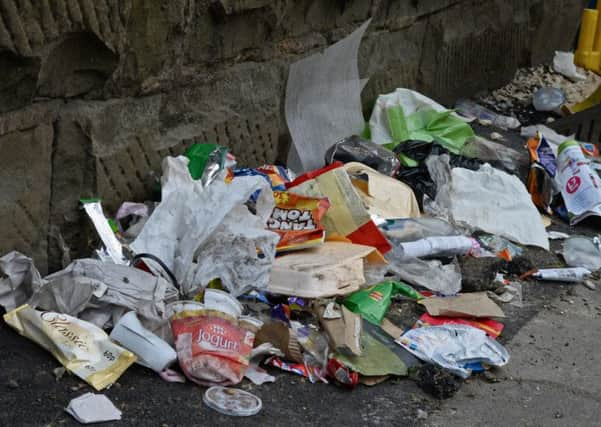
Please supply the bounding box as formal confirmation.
[325,135,401,176]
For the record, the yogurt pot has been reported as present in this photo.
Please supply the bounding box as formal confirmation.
[204,288,244,319]
[239,316,264,334]
[166,300,205,318]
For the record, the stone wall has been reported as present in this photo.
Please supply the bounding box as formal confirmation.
[0,0,586,272]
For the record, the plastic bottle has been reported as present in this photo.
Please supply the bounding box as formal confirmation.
[396,236,474,259]
[557,140,601,224]
[454,99,521,129]
[532,87,565,112]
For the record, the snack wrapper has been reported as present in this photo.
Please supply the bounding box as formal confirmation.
[286,162,391,254]
[170,308,258,386]
[3,305,136,391]
[267,191,330,252]
[527,132,558,213]
[265,356,327,383]
[414,313,504,339]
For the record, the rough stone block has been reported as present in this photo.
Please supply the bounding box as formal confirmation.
[0,122,53,273]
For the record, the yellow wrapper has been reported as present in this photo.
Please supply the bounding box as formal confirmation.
[3,305,136,390]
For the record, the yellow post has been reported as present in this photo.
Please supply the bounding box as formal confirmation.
[594,2,601,72]
[575,8,599,69]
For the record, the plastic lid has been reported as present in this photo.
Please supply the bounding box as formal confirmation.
[203,386,262,416]
[557,139,580,156]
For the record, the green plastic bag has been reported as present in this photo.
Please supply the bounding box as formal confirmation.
[343,280,422,325]
[385,106,474,155]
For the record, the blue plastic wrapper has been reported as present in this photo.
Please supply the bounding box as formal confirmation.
[233,166,291,202]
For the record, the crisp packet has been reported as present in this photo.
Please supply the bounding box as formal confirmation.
[267,191,330,252]
[265,356,327,383]
[527,132,559,213]
[3,305,136,391]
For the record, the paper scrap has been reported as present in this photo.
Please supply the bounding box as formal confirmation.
[419,292,505,318]
[65,393,122,424]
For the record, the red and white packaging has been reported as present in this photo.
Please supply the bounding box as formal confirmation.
[170,304,260,386]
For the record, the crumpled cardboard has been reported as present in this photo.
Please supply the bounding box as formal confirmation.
[419,292,505,318]
[344,162,420,220]
[268,242,381,298]
[254,321,303,363]
[317,303,362,356]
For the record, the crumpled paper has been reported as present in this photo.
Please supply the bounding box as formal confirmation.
[66,393,122,424]
[131,156,279,297]
[285,20,370,173]
[426,154,549,250]
[30,259,179,334]
[0,251,44,312]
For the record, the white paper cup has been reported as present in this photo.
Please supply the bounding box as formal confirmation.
[110,311,177,373]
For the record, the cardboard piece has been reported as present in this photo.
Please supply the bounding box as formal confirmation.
[379,318,405,341]
[317,304,362,356]
[419,292,505,318]
[359,375,390,386]
[286,163,391,254]
[344,162,420,220]
[268,242,379,298]
[254,321,303,363]
[333,319,420,377]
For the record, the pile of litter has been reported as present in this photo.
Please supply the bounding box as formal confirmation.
[2,18,601,423]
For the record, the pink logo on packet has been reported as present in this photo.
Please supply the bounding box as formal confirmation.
[566,176,581,194]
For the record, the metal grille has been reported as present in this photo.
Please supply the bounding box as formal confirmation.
[550,104,601,144]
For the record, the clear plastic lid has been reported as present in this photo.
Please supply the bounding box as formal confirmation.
[203,386,262,416]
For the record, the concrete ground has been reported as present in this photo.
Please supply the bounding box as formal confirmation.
[427,281,601,427]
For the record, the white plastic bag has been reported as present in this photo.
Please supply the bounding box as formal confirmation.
[398,324,509,378]
[553,51,586,81]
[365,252,462,296]
[426,155,549,250]
[131,156,279,297]
[562,236,601,271]
[369,88,468,145]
